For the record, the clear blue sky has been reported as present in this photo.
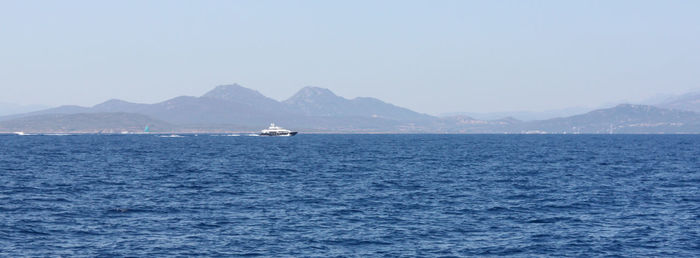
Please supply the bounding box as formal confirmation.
[1,0,698,114]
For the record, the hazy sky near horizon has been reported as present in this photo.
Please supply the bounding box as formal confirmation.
[1,0,699,115]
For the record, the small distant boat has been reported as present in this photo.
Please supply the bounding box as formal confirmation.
[13,131,25,136]
[259,123,297,136]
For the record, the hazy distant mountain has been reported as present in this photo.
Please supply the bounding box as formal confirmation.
[0,112,173,133]
[3,84,700,133]
[284,87,353,116]
[0,84,430,131]
[201,84,284,110]
[284,86,435,122]
[0,84,293,127]
[0,105,88,121]
[436,104,700,133]
[92,99,149,113]
[143,95,291,126]
[522,104,700,133]
[656,92,700,113]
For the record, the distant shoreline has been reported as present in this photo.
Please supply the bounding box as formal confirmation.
[2,131,700,135]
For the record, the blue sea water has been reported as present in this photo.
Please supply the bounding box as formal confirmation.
[0,134,698,256]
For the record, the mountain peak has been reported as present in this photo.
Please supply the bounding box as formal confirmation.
[92,99,146,113]
[201,84,268,102]
[285,86,342,104]
[297,86,338,97]
[94,98,130,107]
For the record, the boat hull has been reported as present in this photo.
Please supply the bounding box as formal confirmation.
[259,131,297,136]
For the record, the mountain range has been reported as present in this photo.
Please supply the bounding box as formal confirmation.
[657,91,700,113]
[2,84,700,133]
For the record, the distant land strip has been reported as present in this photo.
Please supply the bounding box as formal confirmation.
[2,84,700,134]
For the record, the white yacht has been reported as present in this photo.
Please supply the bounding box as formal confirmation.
[259,123,297,136]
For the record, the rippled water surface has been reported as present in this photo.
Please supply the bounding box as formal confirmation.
[1,134,699,256]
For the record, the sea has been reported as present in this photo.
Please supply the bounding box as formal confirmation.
[1,134,698,256]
